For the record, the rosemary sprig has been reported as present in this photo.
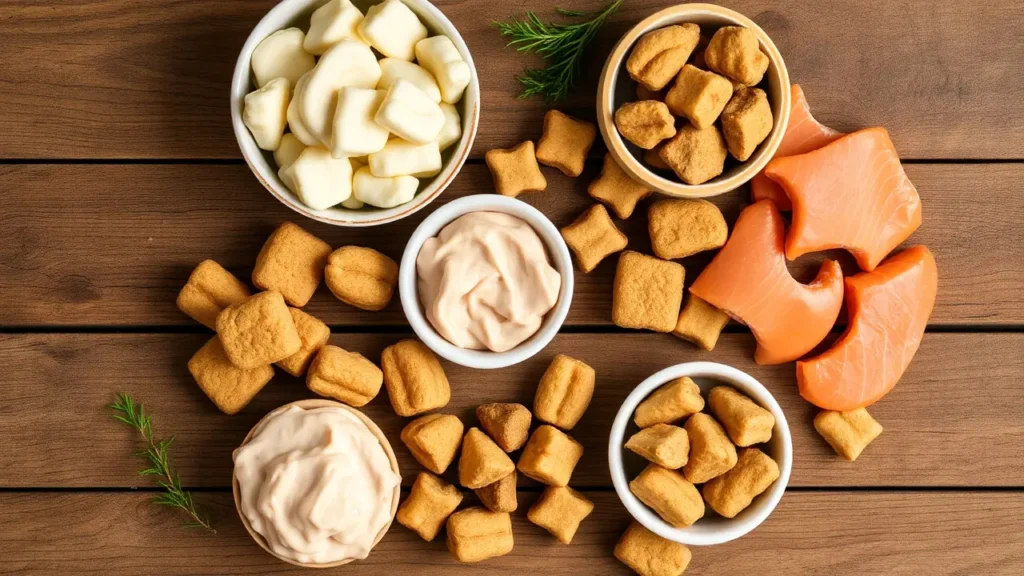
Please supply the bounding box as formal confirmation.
[110,392,215,533]
[495,0,623,100]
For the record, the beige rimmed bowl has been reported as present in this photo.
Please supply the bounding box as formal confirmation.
[232,398,401,568]
[597,3,791,198]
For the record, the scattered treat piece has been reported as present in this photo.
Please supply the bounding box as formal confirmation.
[614,521,692,576]
[644,144,671,170]
[485,141,548,197]
[658,124,728,185]
[533,354,596,430]
[381,339,451,416]
[306,344,383,407]
[813,408,884,461]
[673,295,730,352]
[634,376,705,428]
[588,154,654,220]
[476,403,532,452]
[324,245,399,311]
[683,412,738,483]
[720,87,773,161]
[401,413,465,474]
[704,26,769,86]
[275,308,331,377]
[188,337,274,415]
[708,385,775,447]
[648,198,728,260]
[446,507,514,563]
[527,486,595,544]
[216,291,301,369]
[176,260,251,329]
[625,423,690,469]
[535,110,597,177]
[701,447,780,518]
[626,24,701,91]
[561,204,629,274]
[459,427,516,489]
[629,464,704,528]
[636,83,666,101]
[614,100,676,149]
[475,471,518,513]
[252,222,332,307]
[517,425,583,486]
[612,251,685,333]
[397,472,463,542]
[664,65,733,129]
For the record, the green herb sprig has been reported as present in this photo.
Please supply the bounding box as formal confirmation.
[495,0,623,101]
[110,392,215,533]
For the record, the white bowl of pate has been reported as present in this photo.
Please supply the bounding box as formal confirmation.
[399,194,574,369]
[233,399,401,567]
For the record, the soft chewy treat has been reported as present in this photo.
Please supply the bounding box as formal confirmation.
[648,198,728,260]
[324,246,399,311]
[614,521,692,576]
[188,337,274,415]
[517,425,583,486]
[813,408,884,461]
[274,133,306,171]
[704,26,769,87]
[357,0,427,61]
[306,345,383,407]
[368,138,442,178]
[303,0,365,56]
[252,222,332,307]
[634,376,705,428]
[476,403,532,452]
[352,167,419,208]
[614,100,676,149]
[561,204,628,274]
[629,464,704,528]
[588,153,654,219]
[396,472,463,542]
[281,146,354,210]
[377,58,441,103]
[626,24,701,91]
[414,35,471,104]
[625,423,690,469]
[251,27,315,87]
[458,427,515,489]
[485,141,548,197]
[176,260,251,329]
[216,291,301,369]
[299,40,381,145]
[527,486,594,545]
[475,471,517,513]
[720,87,773,161]
[701,447,780,518]
[243,77,290,151]
[401,413,465,474]
[658,124,728,185]
[533,354,596,430]
[683,412,738,483]
[374,79,445,145]
[535,110,597,177]
[331,87,389,157]
[275,308,330,377]
[708,385,775,447]
[446,507,514,563]
[664,65,733,129]
[612,251,685,333]
[381,339,451,416]
[673,295,731,352]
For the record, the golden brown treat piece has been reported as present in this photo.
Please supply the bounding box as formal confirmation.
[561,204,628,274]
[704,26,769,86]
[629,464,704,527]
[188,336,274,415]
[721,87,773,161]
[216,291,301,369]
[252,221,332,307]
[664,65,734,129]
[396,472,463,542]
[673,295,730,352]
[814,408,884,461]
[475,471,518,513]
[644,144,671,170]
[381,339,451,417]
[612,251,685,333]
[275,308,330,377]
[614,521,692,576]
[458,427,516,489]
[535,110,597,177]
[517,424,583,486]
[476,403,532,452]
[324,246,399,312]
[626,24,701,91]
[708,385,775,447]
[701,447,780,518]
[401,413,465,474]
[588,153,654,219]
[683,412,738,483]
[534,354,596,430]
[446,507,514,563]
[635,376,705,428]
[636,83,666,101]
[176,260,251,329]
[527,486,594,544]
[306,344,383,407]
[625,423,690,469]
[485,141,548,197]
[648,198,728,260]
[614,100,677,150]
[658,124,728,185]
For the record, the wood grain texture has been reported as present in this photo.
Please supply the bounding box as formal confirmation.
[0,0,1021,159]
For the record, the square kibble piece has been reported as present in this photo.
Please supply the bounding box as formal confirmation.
[397,472,463,542]
[613,251,685,333]
[176,260,251,329]
[533,354,595,430]
[588,153,654,219]
[614,521,692,576]
[401,413,465,475]
[814,408,884,461]
[188,336,274,415]
[665,64,734,129]
[216,291,301,369]
[561,204,628,274]
[527,486,594,544]
[659,124,728,186]
[535,110,596,177]
[517,425,583,487]
[485,141,547,198]
[721,87,773,162]
[275,308,330,377]
[306,345,383,407]
[673,295,730,352]
[252,221,332,307]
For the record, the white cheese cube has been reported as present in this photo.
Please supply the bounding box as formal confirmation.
[353,166,419,208]
[282,147,353,210]
[299,40,382,146]
[377,59,441,103]
[274,133,307,170]
[286,72,320,146]
[330,88,389,158]
[243,78,290,151]
[368,139,441,178]
[374,80,444,145]
[437,102,462,152]
[340,196,365,209]
[304,0,365,55]
[414,36,471,104]
[251,28,315,87]
[357,0,427,61]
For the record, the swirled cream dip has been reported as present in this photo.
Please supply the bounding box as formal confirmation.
[233,405,400,565]
[417,211,562,352]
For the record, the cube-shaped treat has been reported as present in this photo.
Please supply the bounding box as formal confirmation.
[396,472,463,542]
[708,385,775,447]
[533,354,596,430]
[701,447,780,518]
[306,345,383,407]
[485,141,547,198]
[626,24,701,91]
[648,198,728,260]
[459,427,515,489]
[188,337,274,415]
[635,377,705,428]
[658,124,728,185]
[673,295,730,352]
[324,246,399,312]
[561,204,629,274]
[446,507,514,563]
[588,153,654,219]
[665,65,734,129]
[381,339,451,416]
[216,291,301,369]
[612,251,685,333]
[614,100,676,149]
[629,464,704,528]
[401,413,464,474]
[275,308,330,377]
[476,403,532,452]
[475,470,517,513]
[527,486,594,544]
[814,408,884,461]
[721,87,773,161]
[704,26,769,86]
[517,425,583,486]
[625,423,689,469]
[176,260,251,329]
[683,413,738,483]
[614,521,692,576]
[535,110,597,177]
[252,222,332,307]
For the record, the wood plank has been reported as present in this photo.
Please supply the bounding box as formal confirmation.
[0,1,1021,159]
[0,163,1020,327]
[2,332,1021,489]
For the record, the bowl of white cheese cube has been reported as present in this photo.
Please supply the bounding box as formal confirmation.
[231,0,479,226]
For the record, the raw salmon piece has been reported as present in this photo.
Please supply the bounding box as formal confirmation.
[797,246,938,411]
[749,84,842,210]
[765,127,922,271]
[689,200,844,365]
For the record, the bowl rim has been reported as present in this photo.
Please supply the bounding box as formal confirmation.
[607,361,793,546]
[232,398,401,568]
[398,194,575,369]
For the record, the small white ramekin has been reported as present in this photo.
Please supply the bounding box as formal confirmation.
[609,362,793,546]
[399,195,574,370]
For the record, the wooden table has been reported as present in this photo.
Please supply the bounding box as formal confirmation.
[1,0,1022,574]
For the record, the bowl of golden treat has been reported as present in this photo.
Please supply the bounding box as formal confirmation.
[597,3,791,198]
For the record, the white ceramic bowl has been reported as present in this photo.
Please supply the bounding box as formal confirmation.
[231,0,480,227]
[609,362,792,546]
[399,195,574,369]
